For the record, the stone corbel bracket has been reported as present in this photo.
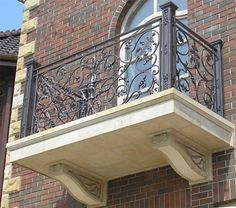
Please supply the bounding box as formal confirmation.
[48,162,107,207]
[152,132,212,185]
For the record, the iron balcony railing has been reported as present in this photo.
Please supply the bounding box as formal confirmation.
[20,2,224,137]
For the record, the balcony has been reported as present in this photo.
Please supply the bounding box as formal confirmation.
[7,2,234,207]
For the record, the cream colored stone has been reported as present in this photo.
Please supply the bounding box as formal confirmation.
[18,41,35,58]
[15,68,26,83]
[48,163,107,207]
[152,132,212,185]
[19,33,27,45]
[16,57,24,71]
[4,177,21,193]
[25,0,40,10]
[5,152,10,164]
[11,109,19,123]
[1,194,9,208]
[8,136,16,143]
[12,94,24,109]
[9,121,21,136]
[4,164,12,179]
[8,125,13,137]
[21,18,38,34]
[2,180,8,194]
[13,83,22,96]
[22,9,30,22]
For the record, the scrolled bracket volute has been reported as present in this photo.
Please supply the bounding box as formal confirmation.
[48,162,107,207]
[152,132,212,185]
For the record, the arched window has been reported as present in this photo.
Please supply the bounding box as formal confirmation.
[118,0,188,103]
[123,0,187,32]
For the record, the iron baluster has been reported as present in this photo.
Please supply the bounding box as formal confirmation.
[212,40,224,116]
[160,2,178,90]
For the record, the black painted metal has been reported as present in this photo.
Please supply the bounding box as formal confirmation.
[160,2,178,90]
[20,57,39,137]
[212,40,224,116]
[175,19,222,112]
[20,2,225,136]
[32,20,161,133]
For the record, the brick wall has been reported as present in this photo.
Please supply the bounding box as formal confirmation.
[106,149,236,208]
[7,0,236,207]
[27,0,123,65]
[9,165,85,207]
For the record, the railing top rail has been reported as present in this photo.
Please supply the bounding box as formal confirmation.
[176,19,217,55]
[35,16,162,73]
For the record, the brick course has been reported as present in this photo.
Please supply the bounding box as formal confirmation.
[8,0,236,207]
[105,150,236,208]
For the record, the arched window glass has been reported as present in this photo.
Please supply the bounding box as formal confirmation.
[125,1,154,31]
[123,0,187,32]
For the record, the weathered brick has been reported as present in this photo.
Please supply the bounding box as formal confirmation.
[7,0,236,208]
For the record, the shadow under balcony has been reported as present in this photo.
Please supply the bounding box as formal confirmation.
[7,2,235,207]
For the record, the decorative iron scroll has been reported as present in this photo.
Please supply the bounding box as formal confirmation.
[26,15,222,134]
[175,20,218,111]
[33,22,161,132]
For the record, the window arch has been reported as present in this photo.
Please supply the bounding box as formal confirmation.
[122,0,188,32]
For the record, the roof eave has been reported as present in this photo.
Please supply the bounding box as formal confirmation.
[0,54,18,61]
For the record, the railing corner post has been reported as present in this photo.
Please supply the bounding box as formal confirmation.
[160,1,178,91]
[20,56,39,138]
[211,39,224,117]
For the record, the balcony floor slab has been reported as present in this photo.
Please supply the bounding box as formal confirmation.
[7,88,234,181]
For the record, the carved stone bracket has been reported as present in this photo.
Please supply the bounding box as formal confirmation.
[152,131,212,185]
[48,162,107,207]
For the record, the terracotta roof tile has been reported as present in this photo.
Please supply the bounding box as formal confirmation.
[0,29,20,56]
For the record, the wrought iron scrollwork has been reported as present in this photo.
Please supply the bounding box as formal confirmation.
[20,3,223,136]
[28,17,222,134]
[176,21,218,111]
[33,23,161,132]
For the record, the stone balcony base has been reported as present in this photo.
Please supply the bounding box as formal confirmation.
[7,88,234,207]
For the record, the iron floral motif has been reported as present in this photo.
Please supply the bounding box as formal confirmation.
[162,8,169,25]
[176,25,216,111]
[33,24,161,132]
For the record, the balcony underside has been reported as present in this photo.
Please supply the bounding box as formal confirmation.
[7,88,234,207]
